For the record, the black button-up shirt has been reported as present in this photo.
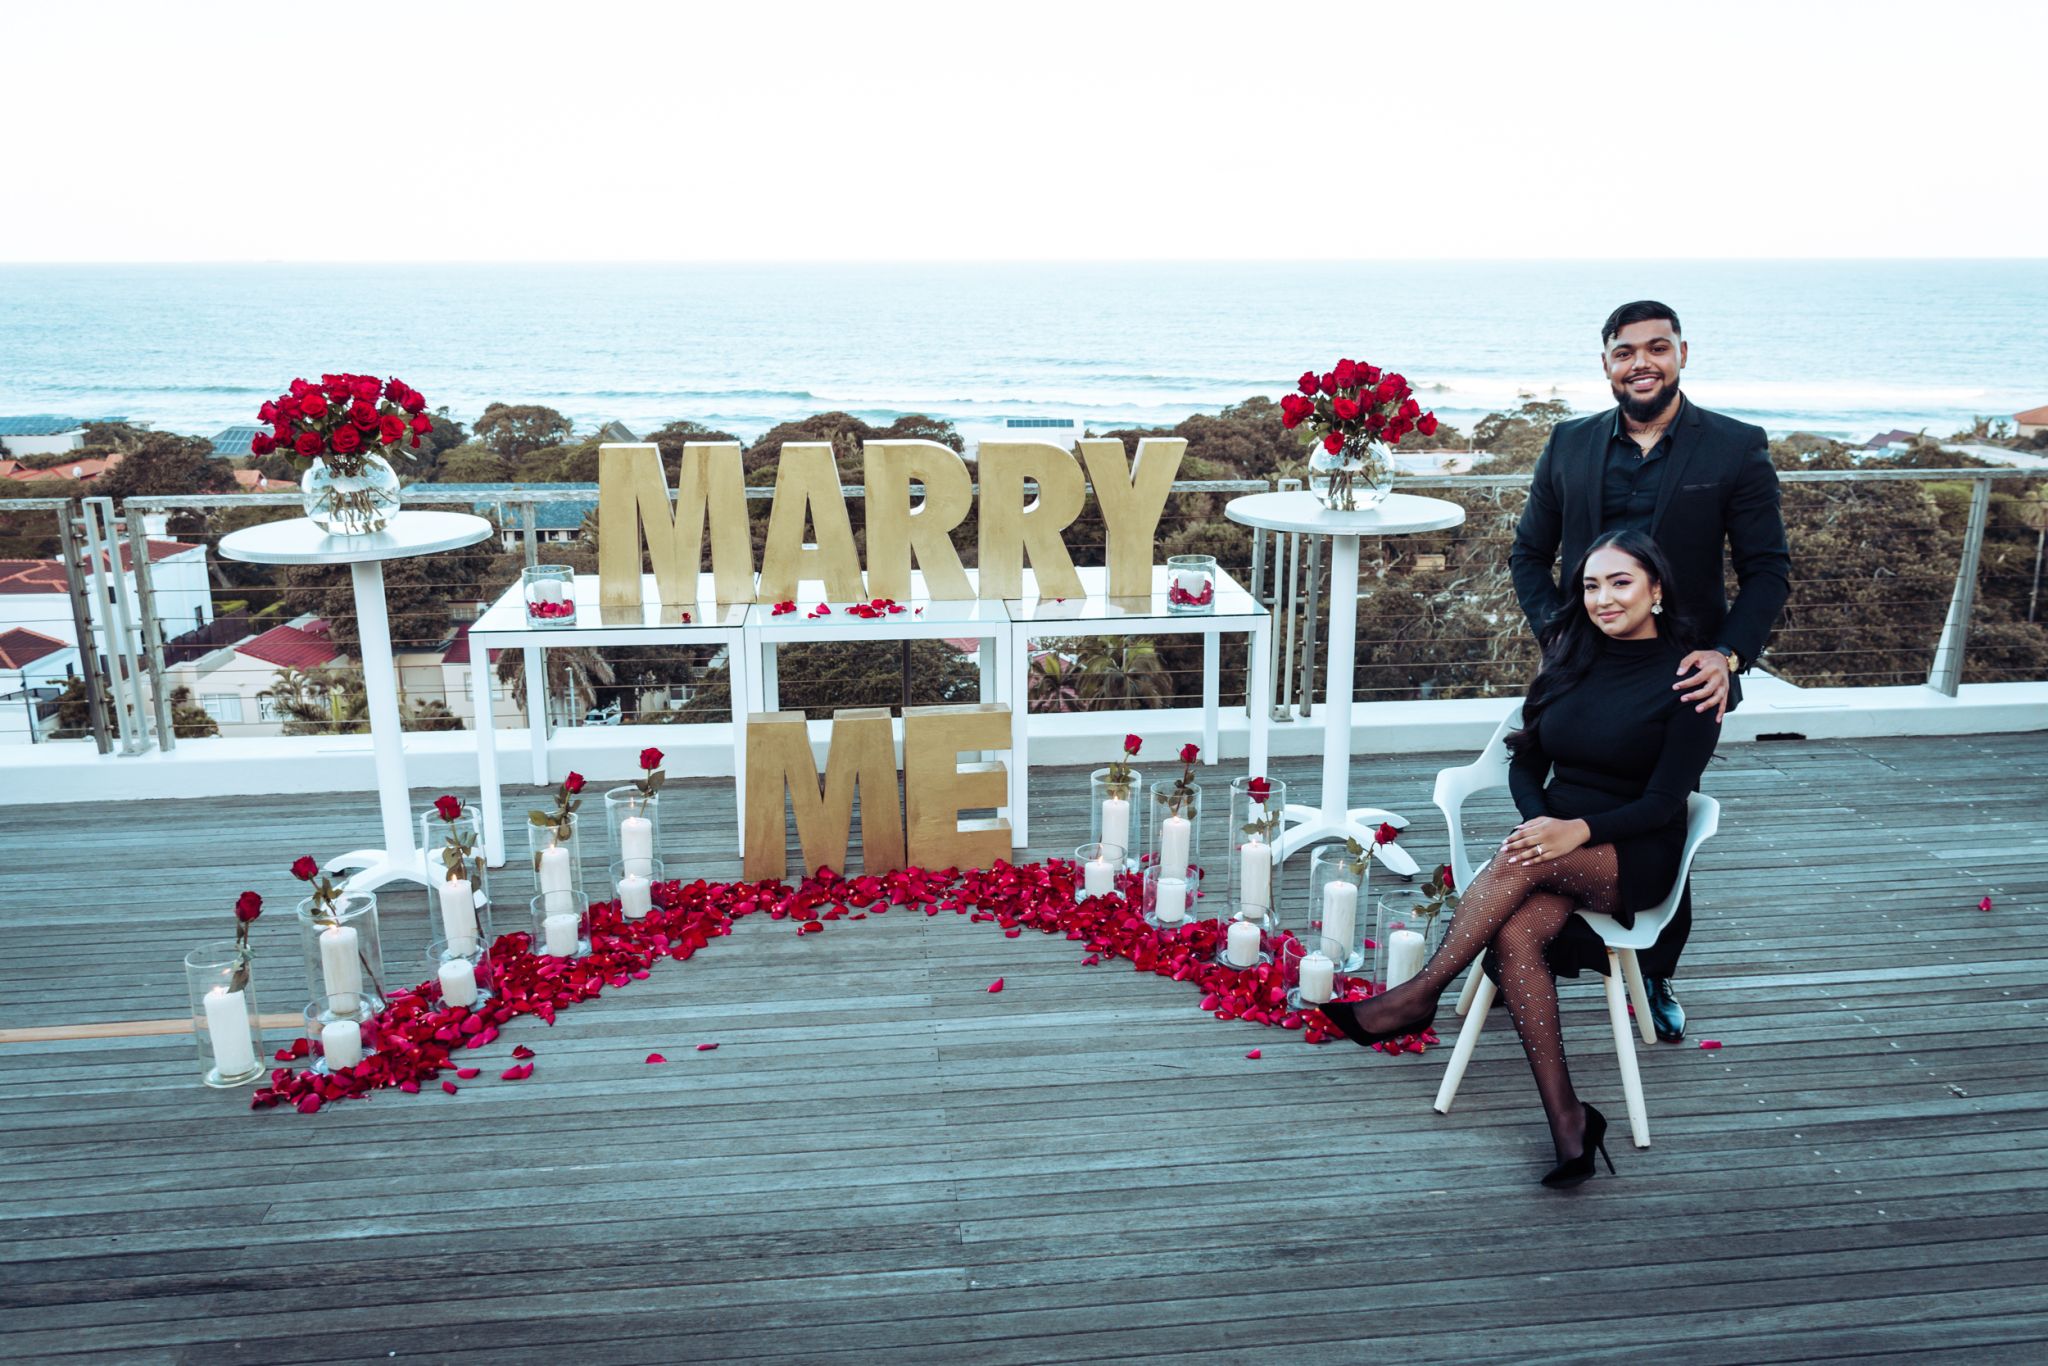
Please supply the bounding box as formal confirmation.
[1601,395,1686,533]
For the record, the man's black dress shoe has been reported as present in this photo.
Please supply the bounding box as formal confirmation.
[1646,976,1685,1042]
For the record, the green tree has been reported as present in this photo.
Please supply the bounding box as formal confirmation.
[1078,638,1169,710]
[168,685,219,739]
[93,431,237,502]
[261,663,368,735]
[432,442,513,484]
[473,403,574,461]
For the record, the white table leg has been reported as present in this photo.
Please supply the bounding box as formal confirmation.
[524,644,548,786]
[1248,617,1270,777]
[762,641,780,712]
[471,641,506,867]
[1201,626,1219,763]
[345,559,429,892]
[726,628,750,850]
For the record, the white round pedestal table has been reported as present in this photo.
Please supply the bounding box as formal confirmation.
[1224,491,1466,876]
[220,511,494,893]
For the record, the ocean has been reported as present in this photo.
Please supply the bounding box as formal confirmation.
[2,260,2043,448]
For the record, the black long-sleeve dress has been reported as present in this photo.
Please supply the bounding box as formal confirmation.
[1499,632,1721,978]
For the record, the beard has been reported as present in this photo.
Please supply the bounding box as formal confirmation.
[1614,372,1681,424]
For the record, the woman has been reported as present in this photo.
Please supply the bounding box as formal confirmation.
[1320,529,1720,1188]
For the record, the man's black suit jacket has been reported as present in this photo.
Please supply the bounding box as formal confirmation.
[1509,399,1790,663]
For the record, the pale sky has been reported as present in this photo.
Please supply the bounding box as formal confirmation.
[4,0,2043,261]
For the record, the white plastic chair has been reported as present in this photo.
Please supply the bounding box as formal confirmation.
[1427,708,1721,1149]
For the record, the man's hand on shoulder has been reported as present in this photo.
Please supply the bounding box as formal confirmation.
[1674,649,1732,723]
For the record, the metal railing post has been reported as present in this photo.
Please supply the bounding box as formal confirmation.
[54,507,112,754]
[79,498,151,754]
[1928,473,1992,697]
[125,508,177,751]
[1300,535,1322,719]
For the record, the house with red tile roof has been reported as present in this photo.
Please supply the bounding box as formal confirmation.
[0,540,213,666]
[2016,406,2048,440]
[0,627,81,745]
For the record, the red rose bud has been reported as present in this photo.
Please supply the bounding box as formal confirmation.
[1333,359,1357,387]
[1178,743,1199,764]
[1298,370,1319,395]
[350,399,377,428]
[1319,371,1339,396]
[294,432,323,457]
[433,794,462,822]
[1375,822,1399,845]
[288,378,313,398]
[410,434,421,449]
[1323,431,1345,454]
[384,377,406,402]
[402,389,427,414]
[564,772,585,794]
[1439,864,1455,888]
[257,401,279,423]
[250,434,275,456]
[378,413,405,444]
[1398,397,1421,420]
[1124,733,1142,755]
[329,424,363,455]
[410,414,432,435]
[297,393,328,418]
[291,855,319,881]
[1248,777,1271,803]
[1332,397,1360,421]
[351,375,381,402]
[235,890,263,923]
[639,747,663,771]
[1418,412,1439,436]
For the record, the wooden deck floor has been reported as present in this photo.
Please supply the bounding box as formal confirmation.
[3,732,2046,1363]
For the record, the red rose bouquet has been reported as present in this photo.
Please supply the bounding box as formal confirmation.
[251,373,429,534]
[1278,358,1439,511]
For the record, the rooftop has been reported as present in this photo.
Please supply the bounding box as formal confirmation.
[0,539,204,593]
[0,626,68,668]
[235,618,337,669]
[2015,405,2048,424]
[1,734,2041,1359]
[0,414,89,438]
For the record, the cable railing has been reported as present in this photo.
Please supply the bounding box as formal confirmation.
[0,466,2041,755]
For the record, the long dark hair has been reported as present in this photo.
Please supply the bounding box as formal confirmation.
[1505,529,1696,755]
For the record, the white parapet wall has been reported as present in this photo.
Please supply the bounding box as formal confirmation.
[7,674,2045,806]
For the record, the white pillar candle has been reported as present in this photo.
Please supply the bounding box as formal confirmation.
[533,577,564,604]
[1321,880,1358,961]
[321,1018,363,1070]
[1154,876,1187,924]
[543,912,580,956]
[618,872,653,919]
[1386,928,1428,989]
[1225,917,1263,968]
[1100,795,1130,861]
[437,877,480,956]
[438,957,479,1008]
[619,815,654,877]
[1158,814,1191,881]
[539,844,573,915]
[203,986,257,1078]
[1174,568,1208,597]
[1298,950,1336,1003]
[1239,837,1271,918]
[1083,856,1115,897]
[318,924,362,1016]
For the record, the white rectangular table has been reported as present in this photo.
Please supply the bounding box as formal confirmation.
[468,572,753,862]
[1004,565,1271,848]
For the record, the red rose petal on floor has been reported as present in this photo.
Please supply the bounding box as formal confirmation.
[1699,1039,1723,1049]
[696,1042,719,1051]
[456,1067,480,1079]
[645,1052,667,1064]
[441,1080,459,1094]
[987,978,1004,993]
[399,1080,420,1094]
[500,1063,535,1080]
[512,1045,536,1059]
[1245,1049,1262,1060]
[296,1094,322,1114]
[1979,896,1994,911]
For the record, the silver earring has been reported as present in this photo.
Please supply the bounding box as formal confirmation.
[1651,601,1663,614]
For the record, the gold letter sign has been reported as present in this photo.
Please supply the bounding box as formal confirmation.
[597,441,754,605]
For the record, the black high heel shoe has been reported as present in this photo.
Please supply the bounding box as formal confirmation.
[1540,1103,1617,1189]
[1317,997,1438,1049]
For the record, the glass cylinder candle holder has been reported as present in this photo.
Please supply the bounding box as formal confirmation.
[1165,554,1218,613]
[1215,915,1270,970]
[184,943,266,1088]
[1073,843,1124,902]
[1308,845,1370,973]
[1146,778,1203,886]
[420,801,490,905]
[531,892,589,958]
[1142,864,1197,931]
[295,892,384,1023]
[523,564,576,625]
[1374,898,1446,992]
[609,857,665,921]
[1089,767,1143,872]
[1226,776,1285,925]
[301,995,377,1076]
[425,937,496,1010]
[1283,930,1347,1011]
[528,810,584,913]
[605,786,662,876]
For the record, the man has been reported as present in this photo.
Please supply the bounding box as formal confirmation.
[1508,300,1791,1041]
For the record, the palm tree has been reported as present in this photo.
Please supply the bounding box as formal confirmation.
[262,663,369,735]
[1078,637,1169,710]
[497,646,616,728]
[1028,649,1083,713]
